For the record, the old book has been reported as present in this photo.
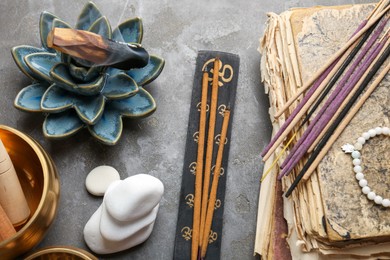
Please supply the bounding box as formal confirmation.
[256,2,390,259]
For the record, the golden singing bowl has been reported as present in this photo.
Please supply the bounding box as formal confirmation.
[0,125,60,259]
[24,246,97,260]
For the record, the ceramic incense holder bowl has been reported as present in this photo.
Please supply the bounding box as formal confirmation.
[0,125,60,259]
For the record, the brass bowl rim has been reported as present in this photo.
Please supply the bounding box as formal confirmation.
[24,246,98,260]
[0,125,52,244]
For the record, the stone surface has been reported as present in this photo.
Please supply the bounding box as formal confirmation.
[0,0,373,259]
[85,165,120,196]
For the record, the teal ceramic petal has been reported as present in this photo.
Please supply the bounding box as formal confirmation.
[14,83,49,112]
[50,63,106,95]
[73,94,105,125]
[112,17,143,44]
[76,1,103,31]
[41,84,73,112]
[102,73,139,100]
[126,55,165,86]
[52,18,72,30]
[68,63,101,82]
[39,11,58,52]
[24,52,60,83]
[43,110,84,138]
[11,45,45,81]
[88,109,122,145]
[88,16,112,39]
[109,87,156,118]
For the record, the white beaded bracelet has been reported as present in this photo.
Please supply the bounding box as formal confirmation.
[342,126,390,207]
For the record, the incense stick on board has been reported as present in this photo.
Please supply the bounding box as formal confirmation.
[199,58,220,248]
[191,70,209,260]
[200,109,231,259]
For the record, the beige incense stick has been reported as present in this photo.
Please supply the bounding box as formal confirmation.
[200,109,230,259]
[302,61,390,181]
[307,46,386,153]
[191,71,209,260]
[274,5,390,119]
[0,203,16,242]
[199,58,220,248]
[0,139,30,226]
[262,40,358,161]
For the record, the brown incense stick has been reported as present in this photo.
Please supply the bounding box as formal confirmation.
[273,5,390,119]
[0,204,16,242]
[307,44,386,153]
[200,109,231,259]
[302,50,390,181]
[191,71,209,260]
[199,58,220,248]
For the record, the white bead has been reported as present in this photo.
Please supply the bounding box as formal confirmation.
[352,151,361,159]
[368,129,376,137]
[374,195,383,205]
[354,143,363,150]
[355,172,364,180]
[367,192,376,200]
[357,137,366,145]
[375,127,382,135]
[362,186,370,194]
[353,165,362,173]
[362,132,371,140]
[359,179,368,187]
[353,159,361,165]
[382,199,390,207]
[383,127,390,135]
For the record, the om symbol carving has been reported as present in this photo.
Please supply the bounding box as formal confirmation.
[211,165,225,176]
[215,199,221,209]
[185,194,194,208]
[215,134,228,145]
[189,162,197,175]
[218,104,227,117]
[197,102,209,112]
[193,131,199,143]
[181,226,192,241]
[208,230,218,244]
[202,58,234,87]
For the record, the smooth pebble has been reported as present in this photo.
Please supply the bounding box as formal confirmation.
[85,166,120,196]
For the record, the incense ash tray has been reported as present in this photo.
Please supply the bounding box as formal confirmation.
[12,1,164,145]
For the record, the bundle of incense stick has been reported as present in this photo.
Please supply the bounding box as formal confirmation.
[261,0,390,195]
[191,58,231,260]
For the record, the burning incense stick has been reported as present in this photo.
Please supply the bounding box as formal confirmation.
[200,109,231,259]
[285,42,390,197]
[199,58,220,249]
[191,70,209,260]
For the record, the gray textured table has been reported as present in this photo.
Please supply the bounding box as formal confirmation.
[0,0,373,259]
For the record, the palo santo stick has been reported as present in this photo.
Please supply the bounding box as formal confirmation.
[0,203,16,242]
[200,109,231,259]
[47,27,149,70]
[0,139,30,226]
[199,58,220,248]
[191,71,209,260]
[274,5,389,118]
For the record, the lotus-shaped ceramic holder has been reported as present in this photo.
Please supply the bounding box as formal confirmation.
[12,1,164,145]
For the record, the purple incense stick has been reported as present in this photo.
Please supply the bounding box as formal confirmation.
[279,16,388,173]
[260,18,369,158]
[279,37,387,178]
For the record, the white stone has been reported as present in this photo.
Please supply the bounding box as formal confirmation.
[85,166,120,196]
[355,172,364,181]
[359,179,367,187]
[105,174,164,222]
[368,129,376,137]
[362,132,370,140]
[357,137,366,145]
[374,195,383,205]
[367,192,376,200]
[83,174,164,254]
[353,165,362,173]
[354,142,362,150]
[382,127,390,135]
[352,159,361,166]
[351,151,360,159]
[375,127,382,135]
